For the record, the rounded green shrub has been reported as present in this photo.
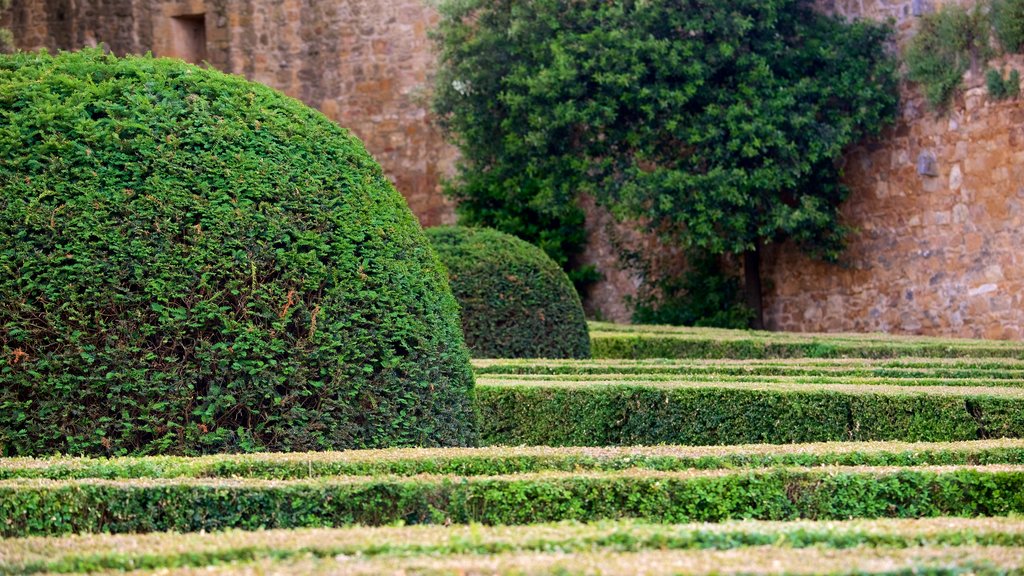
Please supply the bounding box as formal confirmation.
[0,50,476,456]
[427,226,590,359]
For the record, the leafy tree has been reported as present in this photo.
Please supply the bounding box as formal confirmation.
[433,0,898,328]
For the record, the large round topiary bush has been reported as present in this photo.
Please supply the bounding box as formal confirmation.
[427,226,590,359]
[0,50,476,456]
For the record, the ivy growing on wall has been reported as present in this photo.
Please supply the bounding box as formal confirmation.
[906,0,1024,109]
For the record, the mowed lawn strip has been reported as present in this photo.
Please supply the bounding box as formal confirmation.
[473,357,1024,380]
[5,440,1024,480]
[45,546,1024,576]
[4,518,1024,575]
[477,378,1024,396]
[481,373,1024,387]
[476,380,1024,446]
[3,465,1024,536]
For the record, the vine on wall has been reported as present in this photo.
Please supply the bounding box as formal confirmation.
[906,0,1024,109]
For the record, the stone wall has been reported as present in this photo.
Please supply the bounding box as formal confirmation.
[2,0,456,226]
[762,0,1024,339]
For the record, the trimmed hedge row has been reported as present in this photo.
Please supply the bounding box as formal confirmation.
[3,467,1024,536]
[476,382,1024,446]
[587,323,1024,360]
[3,440,1024,480]
[589,322,1024,347]
[590,333,1024,360]
[5,518,1024,575]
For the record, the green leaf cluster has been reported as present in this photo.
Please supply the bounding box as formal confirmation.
[905,0,1024,109]
[992,0,1024,52]
[427,226,590,358]
[986,67,1021,100]
[905,4,994,109]
[0,50,477,456]
[432,0,898,287]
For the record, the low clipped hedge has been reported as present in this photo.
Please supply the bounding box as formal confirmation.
[475,383,1024,446]
[427,226,590,358]
[590,334,1024,360]
[0,50,476,456]
[587,323,1024,360]
[3,467,1024,536]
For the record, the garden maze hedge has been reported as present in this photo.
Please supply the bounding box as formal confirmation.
[3,52,1024,576]
[2,325,1024,572]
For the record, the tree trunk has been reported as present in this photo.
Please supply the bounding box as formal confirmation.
[744,244,764,330]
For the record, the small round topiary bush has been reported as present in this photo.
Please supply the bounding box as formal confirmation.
[0,50,476,456]
[426,226,590,359]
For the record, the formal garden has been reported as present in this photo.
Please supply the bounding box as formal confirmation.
[3,0,1024,574]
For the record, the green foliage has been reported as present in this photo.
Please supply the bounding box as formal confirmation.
[986,67,1021,99]
[906,4,994,109]
[628,250,753,328]
[427,226,590,359]
[992,0,1024,52]
[0,50,477,456]
[587,323,1024,359]
[477,383,1024,446]
[432,0,899,292]
[3,467,1024,536]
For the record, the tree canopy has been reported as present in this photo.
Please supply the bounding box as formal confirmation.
[433,0,899,326]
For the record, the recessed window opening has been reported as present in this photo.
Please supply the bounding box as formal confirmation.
[170,14,207,64]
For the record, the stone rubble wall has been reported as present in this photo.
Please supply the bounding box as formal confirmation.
[4,0,1022,336]
[763,0,1024,339]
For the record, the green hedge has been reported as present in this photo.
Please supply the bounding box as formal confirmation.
[586,322,1024,360]
[3,467,1024,536]
[590,334,1024,360]
[0,50,476,456]
[427,226,590,359]
[476,383,1024,446]
[3,441,1024,481]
